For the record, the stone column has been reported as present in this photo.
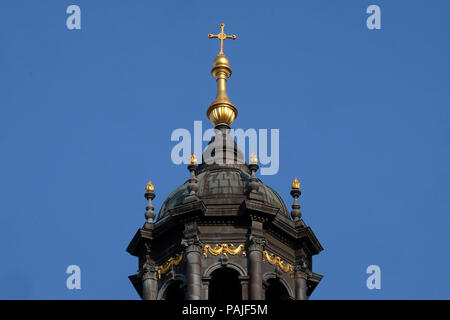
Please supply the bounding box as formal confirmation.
[142,263,158,300]
[248,237,265,300]
[202,277,211,300]
[184,240,203,300]
[294,266,308,300]
[239,276,249,300]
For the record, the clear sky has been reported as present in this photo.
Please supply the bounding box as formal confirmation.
[1,0,449,299]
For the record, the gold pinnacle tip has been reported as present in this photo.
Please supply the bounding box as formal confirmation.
[145,181,155,192]
[190,153,198,165]
[250,152,258,165]
[291,178,300,190]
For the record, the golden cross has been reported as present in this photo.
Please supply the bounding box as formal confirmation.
[208,23,236,54]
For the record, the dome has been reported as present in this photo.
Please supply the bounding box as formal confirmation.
[158,165,290,220]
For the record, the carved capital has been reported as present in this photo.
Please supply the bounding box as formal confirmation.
[182,237,203,254]
[202,276,212,285]
[247,236,266,252]
[141,263,158,281]
[238,275,250,284]
[294,257,310,273]
[293,259,311,279]
[293,269,308,280]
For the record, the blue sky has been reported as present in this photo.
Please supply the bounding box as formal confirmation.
[1,0,449,299]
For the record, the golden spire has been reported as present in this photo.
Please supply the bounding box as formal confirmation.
[207,23,238,128]
[291,178,300,190]
[145,180,155,192]
[250,152,258,165]
[190,153,198,165]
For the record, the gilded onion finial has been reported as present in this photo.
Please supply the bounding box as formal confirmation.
[190,153,198,165]
[291,178,300,190]
[145,180,155,192]
[250,152,258,165]
[207,23,238,127]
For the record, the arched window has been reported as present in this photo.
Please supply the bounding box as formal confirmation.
[163,280,185,300]
[209,268,242,300]
[265,278,290,300]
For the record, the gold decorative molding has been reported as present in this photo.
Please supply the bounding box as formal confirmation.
[203,243,246,257]
[262,250,294,277]
[157,252,184,279]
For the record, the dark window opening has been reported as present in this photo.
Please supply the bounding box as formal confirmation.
[164,280,185,300]
[209,268,242,300]
[265,278,290,300]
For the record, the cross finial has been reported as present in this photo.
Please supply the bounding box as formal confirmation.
[208,23,236,54]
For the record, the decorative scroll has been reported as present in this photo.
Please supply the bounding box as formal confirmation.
[203,243,246,257]
[262,250,294,277]
[157,252,184,279]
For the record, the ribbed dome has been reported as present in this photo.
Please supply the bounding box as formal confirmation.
[157,165,289,220]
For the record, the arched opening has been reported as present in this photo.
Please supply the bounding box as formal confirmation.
[265,278,290,300]
[209,268,242,300]
[163,280,185,300]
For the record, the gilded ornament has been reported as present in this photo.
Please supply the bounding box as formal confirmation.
[190,153,198,165]
[157,253,184,279]
[145,180,155,192]
[291,178,300,190]
[203,243,246,257]
[262,250,294,277]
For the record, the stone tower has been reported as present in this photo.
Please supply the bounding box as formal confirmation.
[126,24,323,300]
